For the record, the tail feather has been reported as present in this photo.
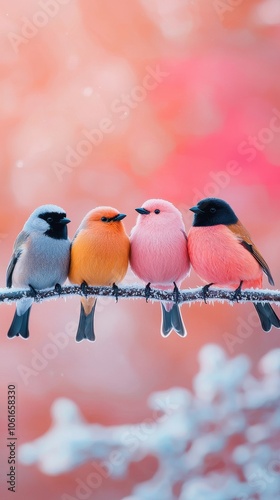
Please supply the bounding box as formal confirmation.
[7,307,31,339]
[76,300,96,342]
[254,303,280,333]
[161,303,186,338]
[171,304,186,337]
[161,303,173,337]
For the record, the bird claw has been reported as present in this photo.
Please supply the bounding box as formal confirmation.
[28,284,39,300]
[233,281,243,302]
[112,283,119,303]
[54,283,62,296]
[173,282,180,303]
[202,283,213,304]
[145,283,151,302]
[80,281,88,297]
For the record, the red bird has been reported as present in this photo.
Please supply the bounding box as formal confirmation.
[188,198,280,332]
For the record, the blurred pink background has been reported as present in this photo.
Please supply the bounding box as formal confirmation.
[0,0,280,498]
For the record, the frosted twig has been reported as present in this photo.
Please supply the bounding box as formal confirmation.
[0,285,279,306]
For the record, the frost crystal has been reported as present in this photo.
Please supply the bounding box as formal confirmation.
[19,344,280,499]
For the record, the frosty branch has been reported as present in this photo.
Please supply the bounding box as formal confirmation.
[0,285,280,306]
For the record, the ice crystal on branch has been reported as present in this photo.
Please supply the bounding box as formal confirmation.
[19,344,280,499]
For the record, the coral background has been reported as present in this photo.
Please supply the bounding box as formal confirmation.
[0,0,280,498]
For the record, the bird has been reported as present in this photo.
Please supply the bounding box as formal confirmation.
[130,199,190,337]
[68,207,130,342]
[188,197,280,332]
[6,204,71,339]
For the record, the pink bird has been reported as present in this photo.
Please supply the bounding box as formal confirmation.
[130,199,190,337]
[188,197,280,332]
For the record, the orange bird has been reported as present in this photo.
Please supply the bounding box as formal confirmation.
[69,207,130,342]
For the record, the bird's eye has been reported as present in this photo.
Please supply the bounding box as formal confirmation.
[47,217,53,223]
[101,217,108,222]
[154,209,160,214]
[210,207,216,214]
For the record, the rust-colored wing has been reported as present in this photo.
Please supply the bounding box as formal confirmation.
[228,220,274,285]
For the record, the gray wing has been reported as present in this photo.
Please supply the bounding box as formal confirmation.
[6,231,29,288]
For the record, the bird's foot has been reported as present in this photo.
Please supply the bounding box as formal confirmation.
[202,283,213,304]
[80,281,88,297]
[233,281,243,302]
[112,283,119,303]
[28,284,40,300]
[54,283,62,296]
[145,282,151,302]
[173,282,180,303]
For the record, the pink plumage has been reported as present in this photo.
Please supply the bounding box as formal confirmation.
[188,225,263,289]
[130,199,190,337]
[188,197,280,332]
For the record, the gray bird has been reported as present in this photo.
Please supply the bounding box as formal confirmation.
[6,204,71,339]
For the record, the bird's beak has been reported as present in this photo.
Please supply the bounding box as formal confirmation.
[111,213,126,222]
[189,206,203,214]
[59,218,71,225]
[135,208,150,215]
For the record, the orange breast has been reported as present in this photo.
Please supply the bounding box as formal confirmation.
[69,228,130,286]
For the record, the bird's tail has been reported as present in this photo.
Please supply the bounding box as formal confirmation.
[76,298,97,342]
[254,302,280,332]
[161,303,186,338]
[7,299,32,339]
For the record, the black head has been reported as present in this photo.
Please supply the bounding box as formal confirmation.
[39,211,70,239]
[190,198,238,227]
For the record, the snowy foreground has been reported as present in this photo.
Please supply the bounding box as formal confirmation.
[19,344,280,500]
